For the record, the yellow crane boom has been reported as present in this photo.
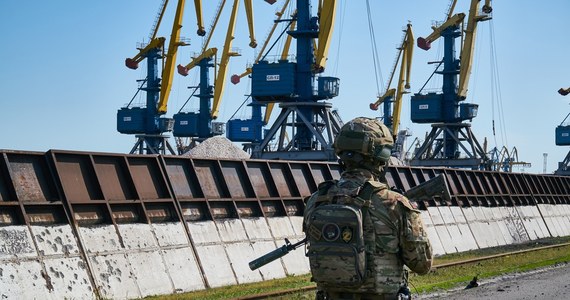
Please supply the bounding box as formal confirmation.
[244,0,257,48]
[370,24,414,137]
[177,48,218,76]
[230,0,292,84]
[157,0,188,114]
[194,0,206,36]
[313,0,337,72]
[457,0,492,99]
[125,37,166,70]
[211,0,241,120]
[417,12,465,51]
[418,0,492,100]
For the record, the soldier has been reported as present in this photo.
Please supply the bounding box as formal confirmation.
[303,117,432,300]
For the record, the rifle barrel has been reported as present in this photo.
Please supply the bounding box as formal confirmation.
[249,245,290,270]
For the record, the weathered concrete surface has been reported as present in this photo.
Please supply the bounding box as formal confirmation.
[0,260,48,299]
[218,219,259,285]
[242,217,282,281]
[153,223,205,293]
[80,225,139,299]
[247,217,284,280]
[0,225,96,300]
[442,206,478,252]
[516,206,551,239]
[43,257,94,299]
[188,221,237,288]
[118,224,174,297]
[3,205,570,299]
[0,226,36,259]
[78,222,204,299]
[90,253,140,299]
[420,209,446,256]
[32,225,78,256]
[499,206,530,243]
[422,205,550,257]
[427,207,457,254]
[273,216,309,276]
[540,204,570,237]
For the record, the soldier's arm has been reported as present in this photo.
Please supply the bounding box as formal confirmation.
[398,197,433,275]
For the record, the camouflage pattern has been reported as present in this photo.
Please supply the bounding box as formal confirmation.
[334,118,395,174]
[304,168,433,299]
[334,117,394,157]
[306,203,367,287]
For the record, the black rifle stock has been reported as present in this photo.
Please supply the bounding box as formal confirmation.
[249,238,307,271]
[404,174,451,203]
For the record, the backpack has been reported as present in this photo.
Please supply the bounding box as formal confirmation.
[305,180,381,288]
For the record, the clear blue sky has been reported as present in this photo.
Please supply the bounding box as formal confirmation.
[1,0,568,174]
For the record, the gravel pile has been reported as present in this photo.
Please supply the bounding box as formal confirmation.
[184,136,250,159]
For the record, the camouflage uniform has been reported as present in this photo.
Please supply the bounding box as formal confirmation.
[303,117,432,300]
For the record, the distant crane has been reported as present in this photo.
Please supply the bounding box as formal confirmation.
[487,146,531,172]
[227,0,294,152]
[246,0,343,161]
[409,0,492,169]
[173,0,265,153]
[118,0,203,154]
[554,86,570,175]
[370,23,414,161]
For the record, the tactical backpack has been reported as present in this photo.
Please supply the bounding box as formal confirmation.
[305,180,381,288]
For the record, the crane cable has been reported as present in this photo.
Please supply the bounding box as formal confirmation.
[488,18,508,149]
[365,0,384,96]
[330,0,347,76]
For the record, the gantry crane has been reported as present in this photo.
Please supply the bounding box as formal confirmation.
[370,23,414,161]
[409,0,492,169]
[488,146,531,172]
[555,87,570,175]
[172,0,260,147]
[226,0,294,150]
[118,0,204,154]
[246,0,342,161]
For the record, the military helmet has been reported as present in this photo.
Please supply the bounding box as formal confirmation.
[334,117,394,165]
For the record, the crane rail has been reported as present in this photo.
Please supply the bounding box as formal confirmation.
[235,241,570,300]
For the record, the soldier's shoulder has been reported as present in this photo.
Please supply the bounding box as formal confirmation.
[316,179,338,194]
[377,189,418,211]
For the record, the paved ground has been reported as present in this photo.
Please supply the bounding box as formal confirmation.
[416,262,570,299]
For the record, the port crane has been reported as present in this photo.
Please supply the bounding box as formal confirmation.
[555,87,570,175]
[118,0,204,154]
[488,146,531,172]
[370,23,414,161]
[244,0,342,161]
[409,0,492,169]
[173,0,262,150]
[227,0,295,151]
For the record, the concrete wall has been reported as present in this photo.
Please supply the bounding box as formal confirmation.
[0,225,94,300]
[3,205,570,299]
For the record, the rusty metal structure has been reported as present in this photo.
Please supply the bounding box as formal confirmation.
[2,149,570,298]
[0,149,339,226]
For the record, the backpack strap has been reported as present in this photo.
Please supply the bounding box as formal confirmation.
[355,180,387,205]
[314,179,338,205]
[356,180,388,262]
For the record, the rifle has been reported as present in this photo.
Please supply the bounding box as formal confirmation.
[248,238,307,270]
[248,175,450,271]
[403,174,451,203]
